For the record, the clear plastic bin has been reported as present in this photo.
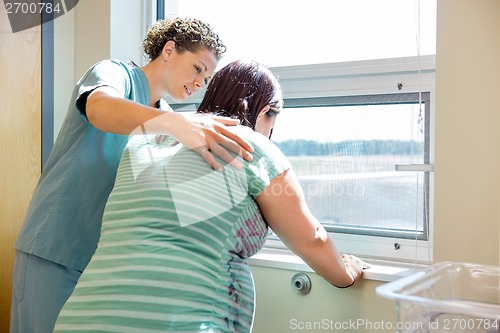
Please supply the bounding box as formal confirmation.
[376,262,500,333]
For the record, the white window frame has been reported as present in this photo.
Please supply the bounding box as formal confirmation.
[148,1,435,278]
[265,55,435,264]
[166,55,435,265]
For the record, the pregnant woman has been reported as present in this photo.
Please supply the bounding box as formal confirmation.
[54,60,366,333]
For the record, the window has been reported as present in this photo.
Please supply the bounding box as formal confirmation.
[266,89,433,263]
[159,0,436,68]
[264,60,435,263]
[160,1,436,263]
[273,93,430,241]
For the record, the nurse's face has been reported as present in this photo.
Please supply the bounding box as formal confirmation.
[162,41,218,102]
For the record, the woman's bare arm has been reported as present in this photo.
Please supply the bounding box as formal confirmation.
[256,169,366,287]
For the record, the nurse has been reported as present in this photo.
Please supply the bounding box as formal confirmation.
[10,17,251,333]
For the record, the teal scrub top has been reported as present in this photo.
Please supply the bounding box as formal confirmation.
[15,59,167,271]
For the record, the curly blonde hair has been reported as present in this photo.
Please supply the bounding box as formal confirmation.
[141,17,226,61]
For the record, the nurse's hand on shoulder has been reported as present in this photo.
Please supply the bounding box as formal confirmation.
[160,113,254,171]
[191,114,254,171]
[86,88,253,171]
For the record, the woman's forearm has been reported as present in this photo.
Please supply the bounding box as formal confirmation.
[257,169,365,288]
[287,230,356,287]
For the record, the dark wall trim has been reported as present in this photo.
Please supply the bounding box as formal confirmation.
[41,18,54,170]
[157,0,165,20]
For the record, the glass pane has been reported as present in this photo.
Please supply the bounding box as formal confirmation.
[164,0,436,68]
[271,102,426,238]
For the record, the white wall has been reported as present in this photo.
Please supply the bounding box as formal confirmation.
[53,0,146,136]
[73,0,111,80]
[54,7,74,139]
[53,0,110,137]
[251,267,396,333]
[110,0,147,65]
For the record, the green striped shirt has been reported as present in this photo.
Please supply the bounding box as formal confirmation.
[55,126,290,333]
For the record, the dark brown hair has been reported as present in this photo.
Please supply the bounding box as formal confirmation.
[142,17,226,61]
[197,60,283,130]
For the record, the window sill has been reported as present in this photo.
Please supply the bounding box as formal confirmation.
[249,247,427,282]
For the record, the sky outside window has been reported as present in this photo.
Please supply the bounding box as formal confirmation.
[165,0,436,69]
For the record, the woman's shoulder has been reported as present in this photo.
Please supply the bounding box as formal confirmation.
[231,126,274,150]
[232,126,290,167]
[230,126,268,144]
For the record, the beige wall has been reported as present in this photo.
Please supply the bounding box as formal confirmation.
[433,0,500,265]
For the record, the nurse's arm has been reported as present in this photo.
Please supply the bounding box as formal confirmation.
[85,87,253,168]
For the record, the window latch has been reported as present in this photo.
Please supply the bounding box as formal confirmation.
[395,164,434,172]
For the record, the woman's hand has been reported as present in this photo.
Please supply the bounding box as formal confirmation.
[336,254,370,288]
